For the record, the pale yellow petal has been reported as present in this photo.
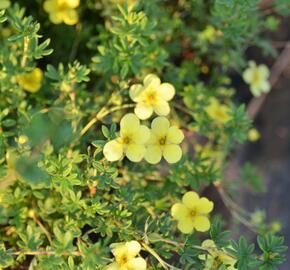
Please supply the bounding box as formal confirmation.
[144,145,162,164]
[195,197,214,214]
[129,84,144,102]
[258,64,270,78]
[49,11,63,24]
[143,74,161,87]
[182,191,199,209]
[128,257,147,270]
[103,139,123,161]
[65,0,80,8]
[63,9,78,25]
[193,216,211,232]
[242,69,253,84]
[151,116,170,135]
[125,144,146,162]
[260,81,271,93]
[163,144,182,163]
[126,241,141,258]
[158,83,175,101]
[201,239,216,249]
[135,103,153,120]
[120,113,140,133]
[171,203,189,220]
[166,127,184,144]
[43,0,57,12]
[153,100,170,116]
[131,125,150,144]
[177,218,194,234]
[106,262,120,270]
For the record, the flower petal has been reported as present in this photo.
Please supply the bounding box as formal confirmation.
[129,84,144,102]
[125,144,146,162]
[195,197,214,214]
[258,64,270,78]
[177,218,194,234]
[103,140,123,162]
[63,9,79,25]
[193,216,211,232]
[144,145,162,164]
[143,74,161,87]
[166,127,184,144]
[151,116,170,135]
[128,257,147,270]
[120,113,140,133]
[66,0,80,8]
[153,100,170,116]
[135,103,153,120]
[126,241,141,258]
[132,125,150,144]
[171,203,189,220]
[106,262,120,270]
[159,83,175,101]
[182,191,199,209]
[163,144,182,163]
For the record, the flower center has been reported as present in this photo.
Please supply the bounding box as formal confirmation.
[252,69,261,85]
[159,137,166,145]
[189,209,197,217]
[145,89,157,104]
[122,136,131,145]
[119,255,129,266]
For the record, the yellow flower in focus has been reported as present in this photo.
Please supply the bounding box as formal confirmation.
[18,135,28,145]
[199,240,236,270]
[205,98,231,124]
[17,68,43,93]
[243,61,270,97]
[43,0,80,25]
[171,191,214,234]
[0,0,10,9]
[103,113,150,162]
[144,117,184,164]
[107,241,146,270]
[247,128,260,142]
[129,74,175,120]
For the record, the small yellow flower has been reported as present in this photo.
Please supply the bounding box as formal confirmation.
[43,0,80,25]
[18,135,28,145]
[103,113,150,162]
[198,25,223,43]
[199,240,236,270]
[17,68,43,93]
[243,61,270,97]
[129,74,175,120]
[205,98,231,124]
[270,221,282,233]
[171,191,214,234]
[0,0,10,9]
[144,117,184,164]
[107,241,146,270]
[247,128,260,142]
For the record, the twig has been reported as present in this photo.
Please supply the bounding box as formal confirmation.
[247,42,290,119]
[80,104,135,137]
[8,250,83,256]
[32,215,53,245]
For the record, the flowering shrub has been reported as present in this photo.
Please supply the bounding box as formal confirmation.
[0,1,289,270]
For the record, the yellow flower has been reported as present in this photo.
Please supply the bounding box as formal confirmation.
[171,191,214,234]
[18,135,28,145]
[43,0,80,25]
[199,240,236,270]
[17,68,43,93]
[243,61,270,97]
[247,128,260,142]
[205,98,231,124]
[103,113,150,162]
[144,117,184,164]
[129,74,175,120]
[198,25,223,43]
[0,0,10,9]
[107,241,146,270]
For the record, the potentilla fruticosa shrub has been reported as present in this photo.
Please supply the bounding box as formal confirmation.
[0,0,289,269]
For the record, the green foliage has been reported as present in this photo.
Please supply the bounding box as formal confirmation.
[0,0,288,269]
